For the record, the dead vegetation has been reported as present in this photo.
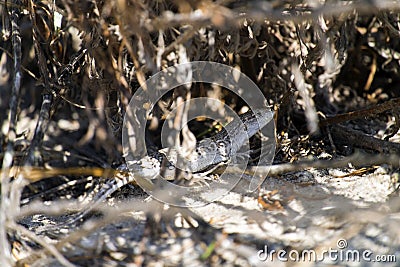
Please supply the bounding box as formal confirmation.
[1,0,400,266]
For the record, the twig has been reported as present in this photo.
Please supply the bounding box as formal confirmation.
[293,64,319,134]
[1,166,120,183]
[57,48,87,84]
[147,1,400,31]
[319,98,400,127]
[331,124,400,154]
[0,46,38,80]
[221,152,400,181]
[224,151,400,178]
[17,200,78,219]
[24,94,53,165]
[244,1,400,25]
[0,1,22,266]
[10,222,74,267]
[24,0,54,166]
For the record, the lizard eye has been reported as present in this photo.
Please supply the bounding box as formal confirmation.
[217,140,226,149]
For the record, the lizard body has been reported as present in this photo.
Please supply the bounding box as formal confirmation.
[43,108,273,230]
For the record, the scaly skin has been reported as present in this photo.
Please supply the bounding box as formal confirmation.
[41,109,273,231]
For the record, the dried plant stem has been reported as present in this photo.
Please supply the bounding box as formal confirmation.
[10,222,74,267]
[331,124,400,153]
[24,94,53,164]
[320,98,400,127]
[0,1,22,266]
[226,151,400,179]
[24,0,54,166]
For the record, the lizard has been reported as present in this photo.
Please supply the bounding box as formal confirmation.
[41,108,273,231]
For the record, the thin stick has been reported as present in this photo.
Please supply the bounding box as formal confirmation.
[9,222,74,267]
[331,124,400,153]
[0,1,22,266]
[223,151,400,179]
[319,98,400,127]
[24,0,54,166]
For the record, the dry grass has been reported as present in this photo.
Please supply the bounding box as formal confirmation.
[1,0,400,266]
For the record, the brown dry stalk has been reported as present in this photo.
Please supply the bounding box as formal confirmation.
[319,98,400,127]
